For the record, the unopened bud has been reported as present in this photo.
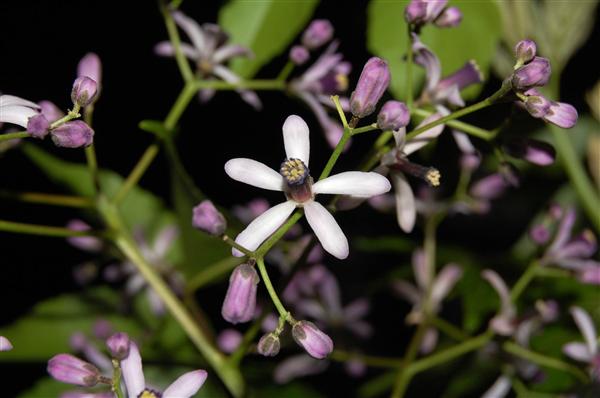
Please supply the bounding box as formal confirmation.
[51,121,94,148]
[106,332,130,360]
[38,100,65,123]
[71,76,98,107]
[350,57,390,118]
[524,92,552,118]
[192,200,227,236]
[27,114,50,139]
[504,138,556,166]
[511,56,551,90]
[377,101,410,131]
[77,53,102,87]
[289,45,310,65]
[405,1,427,24]
[292,321,333,359]
[301,20,334,50]
[47,354,101,386]
[544,101,578,129]
[257,333,280,357]
[434,6,462,27]
[514,39,537,66]
[221,264,259,324]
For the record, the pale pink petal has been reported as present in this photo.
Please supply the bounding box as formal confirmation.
[481,375,512,398]
[212,65,262,110]
[163,370,208,398]
[430,264,462,306]
[343,298,370,321]
[233,201,296,256]
[0,105,38,128]
[225,158,283,191]
[393,280,421,304]
[153,225,178,257]
[420,327,438,354]
[392,172,416,233]
[412,248,429,290]
[562,342,593,362]
[482,270,516,332]
[171,11,207,56]
[403,114,445,155]
[121,341,145,398]
[274,354,328,383]
[0,94,40,108]
[313,172,391,197]
[570,306,597,355]
[304,200,348,259]
[154,41,200,59]
[0,336,13,351]
[282,115,311,165]
[213,44,253,64]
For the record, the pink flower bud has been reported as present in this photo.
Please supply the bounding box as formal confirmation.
[192,200,227,236]
[301,20,334,50]
[77,53,102,86]
[257,333,281,357]
[38,100,65,123]
[66,220,102,252]
[106,332,130,360]
[524,93,552,118]
[544,101,578,129]
[530,224,551,245]
[0,336,13,351]
[511,57,551,90]
[217,329,243,354]
[71,76,98,107]
[47,354,101,386]
[221,264,260,324]
[434,6,462,27]
[292,321,333,359]
[405,1,427,24]
[290,45,310,65]
[515,40,537,65]
[350,57,390,118]
[504,138,556,166]
[51,121,94,148]
[27,114,50,139]
[377,100,410,131]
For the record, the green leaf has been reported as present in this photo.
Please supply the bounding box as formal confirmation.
[458,264,498,332]
[18,377,95,398]
[218,0,318,78]
[367,0,503,101]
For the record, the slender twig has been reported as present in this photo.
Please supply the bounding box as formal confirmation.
[161,2,194,82]
[331,350,404,369]
[0,131,30,142]
[0,191,93,208]
[193,79,286,91]
[0,219,106,238]
[256,257,289,319]
[186,256,246,292]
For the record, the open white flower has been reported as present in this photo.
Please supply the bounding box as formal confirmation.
[0,94,40,128]
[225,115,391,259]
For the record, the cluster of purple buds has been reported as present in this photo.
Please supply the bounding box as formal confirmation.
[289,19,334,65]
[350,57,391,119]
[405,0,462,29]
[510,40,577,128]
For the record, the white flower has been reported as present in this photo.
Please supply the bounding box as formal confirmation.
[563,306,600,378]
[224,115,391,259]
[121,341,207,398]
[0,94,40,129]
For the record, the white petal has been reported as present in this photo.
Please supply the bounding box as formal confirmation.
[0,105,38,128]
[153,225,178,257]
[403,114,445,155]
[0,336,13,351]
[282,115,310,165]
[392,172,416,233]
[121,341,145,398]
[233,201,296,256]
[0,94,40,108]
[163,370,208,398]
[481,375,512,398]
[393,280,421,304]
[412,248,429,290]
[213,44,253,64]
[420,327,438,354]
[313,172,391,197]
[304,201,348,259]
[430,263,463,306]
[482,270,515,319]
[393,127,406,147]
[212,65,263,110]
[225,158,283,191]
[562,342,593,362]
[154,41,200,59]
[570,306,597,354]
[171,11,207,56]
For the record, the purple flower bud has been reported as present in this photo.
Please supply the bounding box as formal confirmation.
[511,57,551,90]
[217,329,243,354]
[434,6,462,27]
[515,40,537,65]
[544,101,578,129]
[460,153,481,171]
[350,57,390,118]
[192,200,227,236]
[377,101,410,131]
[67,220,102,252]
[290,45,310,65]
[578,265,600,285]
[38,100,65,123]
[221,264,260,324]
[47,354,101,386]
[504,138,556,166]
[302,20,334,50]
[405,1,427,24]
[71,76,98,107]
[470,173,509,200]
[93,319,113,340]
[27,114,50,139]
[106,332,130,360]
[51,121,94,148]
[77,53,102,86]
[524,93,552,118]
[292,321,333,359]
[0,336,13,351]
[257,333,281,357]
[530,224,551,245]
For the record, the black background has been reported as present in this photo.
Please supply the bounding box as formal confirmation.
[1,0,598,396]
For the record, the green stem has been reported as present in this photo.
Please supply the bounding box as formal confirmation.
[164,81,198,130]
[330,350,403,369]
[187,256,246,291]
[510,261,539,302]
[193,79,286,91]
[0,191,93,208]
[429,316,470,342]
[222,234,253,257]
[391,322,429,398]
[111,359,124,398]
[0,219,106,238]
[406,25,414,109]
[331,95,349,128]
[277,60,295,81]
[502,341,589,383]
[0,131,30,142]
[412,109,496,141]
[162,3,194,82]
[49,104,81,129]
[84,145,100,194]
[405,80,512,141]
[256,257,289,319]
[254,210,304,258]
[352,123,379,136]
[112,144,160,205]
[99,199,244,397]
[228,314,265,366]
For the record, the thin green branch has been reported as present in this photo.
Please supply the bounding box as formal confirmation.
[255,210,304,258]
[0,219,106,239]
[0,131,30,142]
[0,191,93,208]
[412,109,496,141]
[331,350,403,369]
[256,257,289,319]
[510,261,539,302]
[161,3,194,82]
[193,79,286,91]
[187,256,246,292]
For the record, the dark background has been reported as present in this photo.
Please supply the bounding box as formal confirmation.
[1,0,598,396]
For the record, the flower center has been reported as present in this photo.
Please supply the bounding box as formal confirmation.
[280,158,313,203]
[138,389,162,398]
[197,59,213,75]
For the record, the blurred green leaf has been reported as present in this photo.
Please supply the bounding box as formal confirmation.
[19,377,97,398]
[218,0,318,78]
[458,264,498,333]
[367,0,502,101]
